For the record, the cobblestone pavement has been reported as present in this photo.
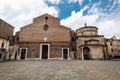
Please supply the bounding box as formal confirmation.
[0,60,120,80]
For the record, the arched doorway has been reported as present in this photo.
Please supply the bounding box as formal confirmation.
[83,47,90,60]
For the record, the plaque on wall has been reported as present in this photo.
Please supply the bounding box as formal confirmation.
[44,37,48,41]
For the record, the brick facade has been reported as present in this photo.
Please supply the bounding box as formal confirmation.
[15,13,115,60]
[18,14,71,60]
[0,19,14,61]
[0,19,14,41]
[1,13,119,61]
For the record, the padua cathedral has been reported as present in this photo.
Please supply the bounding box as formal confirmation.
[13,13,107,60]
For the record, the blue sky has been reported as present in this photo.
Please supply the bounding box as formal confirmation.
[0,0,120,38]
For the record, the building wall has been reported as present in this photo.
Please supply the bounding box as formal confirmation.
[76,27,98,36]
[33,14,60,25]
[106,41,114,57]
[117,40,120,56]
[112,40,120,57]
[76,26,106,60]
[0,38,9,51]
[89,46,103,59]
[0,38,9,61]
[14,31,20,44]
[19,42,70,59]
[19,25,70,42]
[19,14,71,43]
[0,19,14,41]
[0,19,14,61]
[105,37,120,58]
[50,45,62,58]
[1,14,119,60]
[77,36,104,46]
[18,14,71,59]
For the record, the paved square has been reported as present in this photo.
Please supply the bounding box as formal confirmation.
[0,60,120,80]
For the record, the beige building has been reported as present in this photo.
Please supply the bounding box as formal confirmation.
[0,38,9,61]
[76,24,106,60]
[9,31,20,60]
[105,36,120,59]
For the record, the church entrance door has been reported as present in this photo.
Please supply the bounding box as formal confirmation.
[83,47,90,60]
[42,45,48,59]
[20,48,27,59]
[62,48,69,59]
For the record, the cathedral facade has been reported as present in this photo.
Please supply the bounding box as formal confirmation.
[16,14,107,60]
[18,14,71,60]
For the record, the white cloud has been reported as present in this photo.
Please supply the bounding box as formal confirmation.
[0,0,120,38]
[61,1,120,38]
[61,11,99,31]
[45,0,61,5]
[68,0,83,6]
[89,0,92,2]
[88,1,103,15]
[97,20,120,38]
[118,0,120,4]
[61,6,98,30]
[0,0,59,33]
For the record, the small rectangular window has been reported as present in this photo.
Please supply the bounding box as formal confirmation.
[17,37,19,42]
[72,37,74,42]
[111,49,113,52]
[110,43,112,46]
[1,42,4,48]
[0,54,2,58]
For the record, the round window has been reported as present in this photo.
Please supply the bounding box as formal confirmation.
[44,24,49,31]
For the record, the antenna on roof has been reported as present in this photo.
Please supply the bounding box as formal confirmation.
[83,16,87,27]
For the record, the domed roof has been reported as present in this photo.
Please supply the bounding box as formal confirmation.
[76,26,98,32]
[76,24,98,36]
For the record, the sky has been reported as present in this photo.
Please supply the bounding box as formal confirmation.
[0,0,120,38]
